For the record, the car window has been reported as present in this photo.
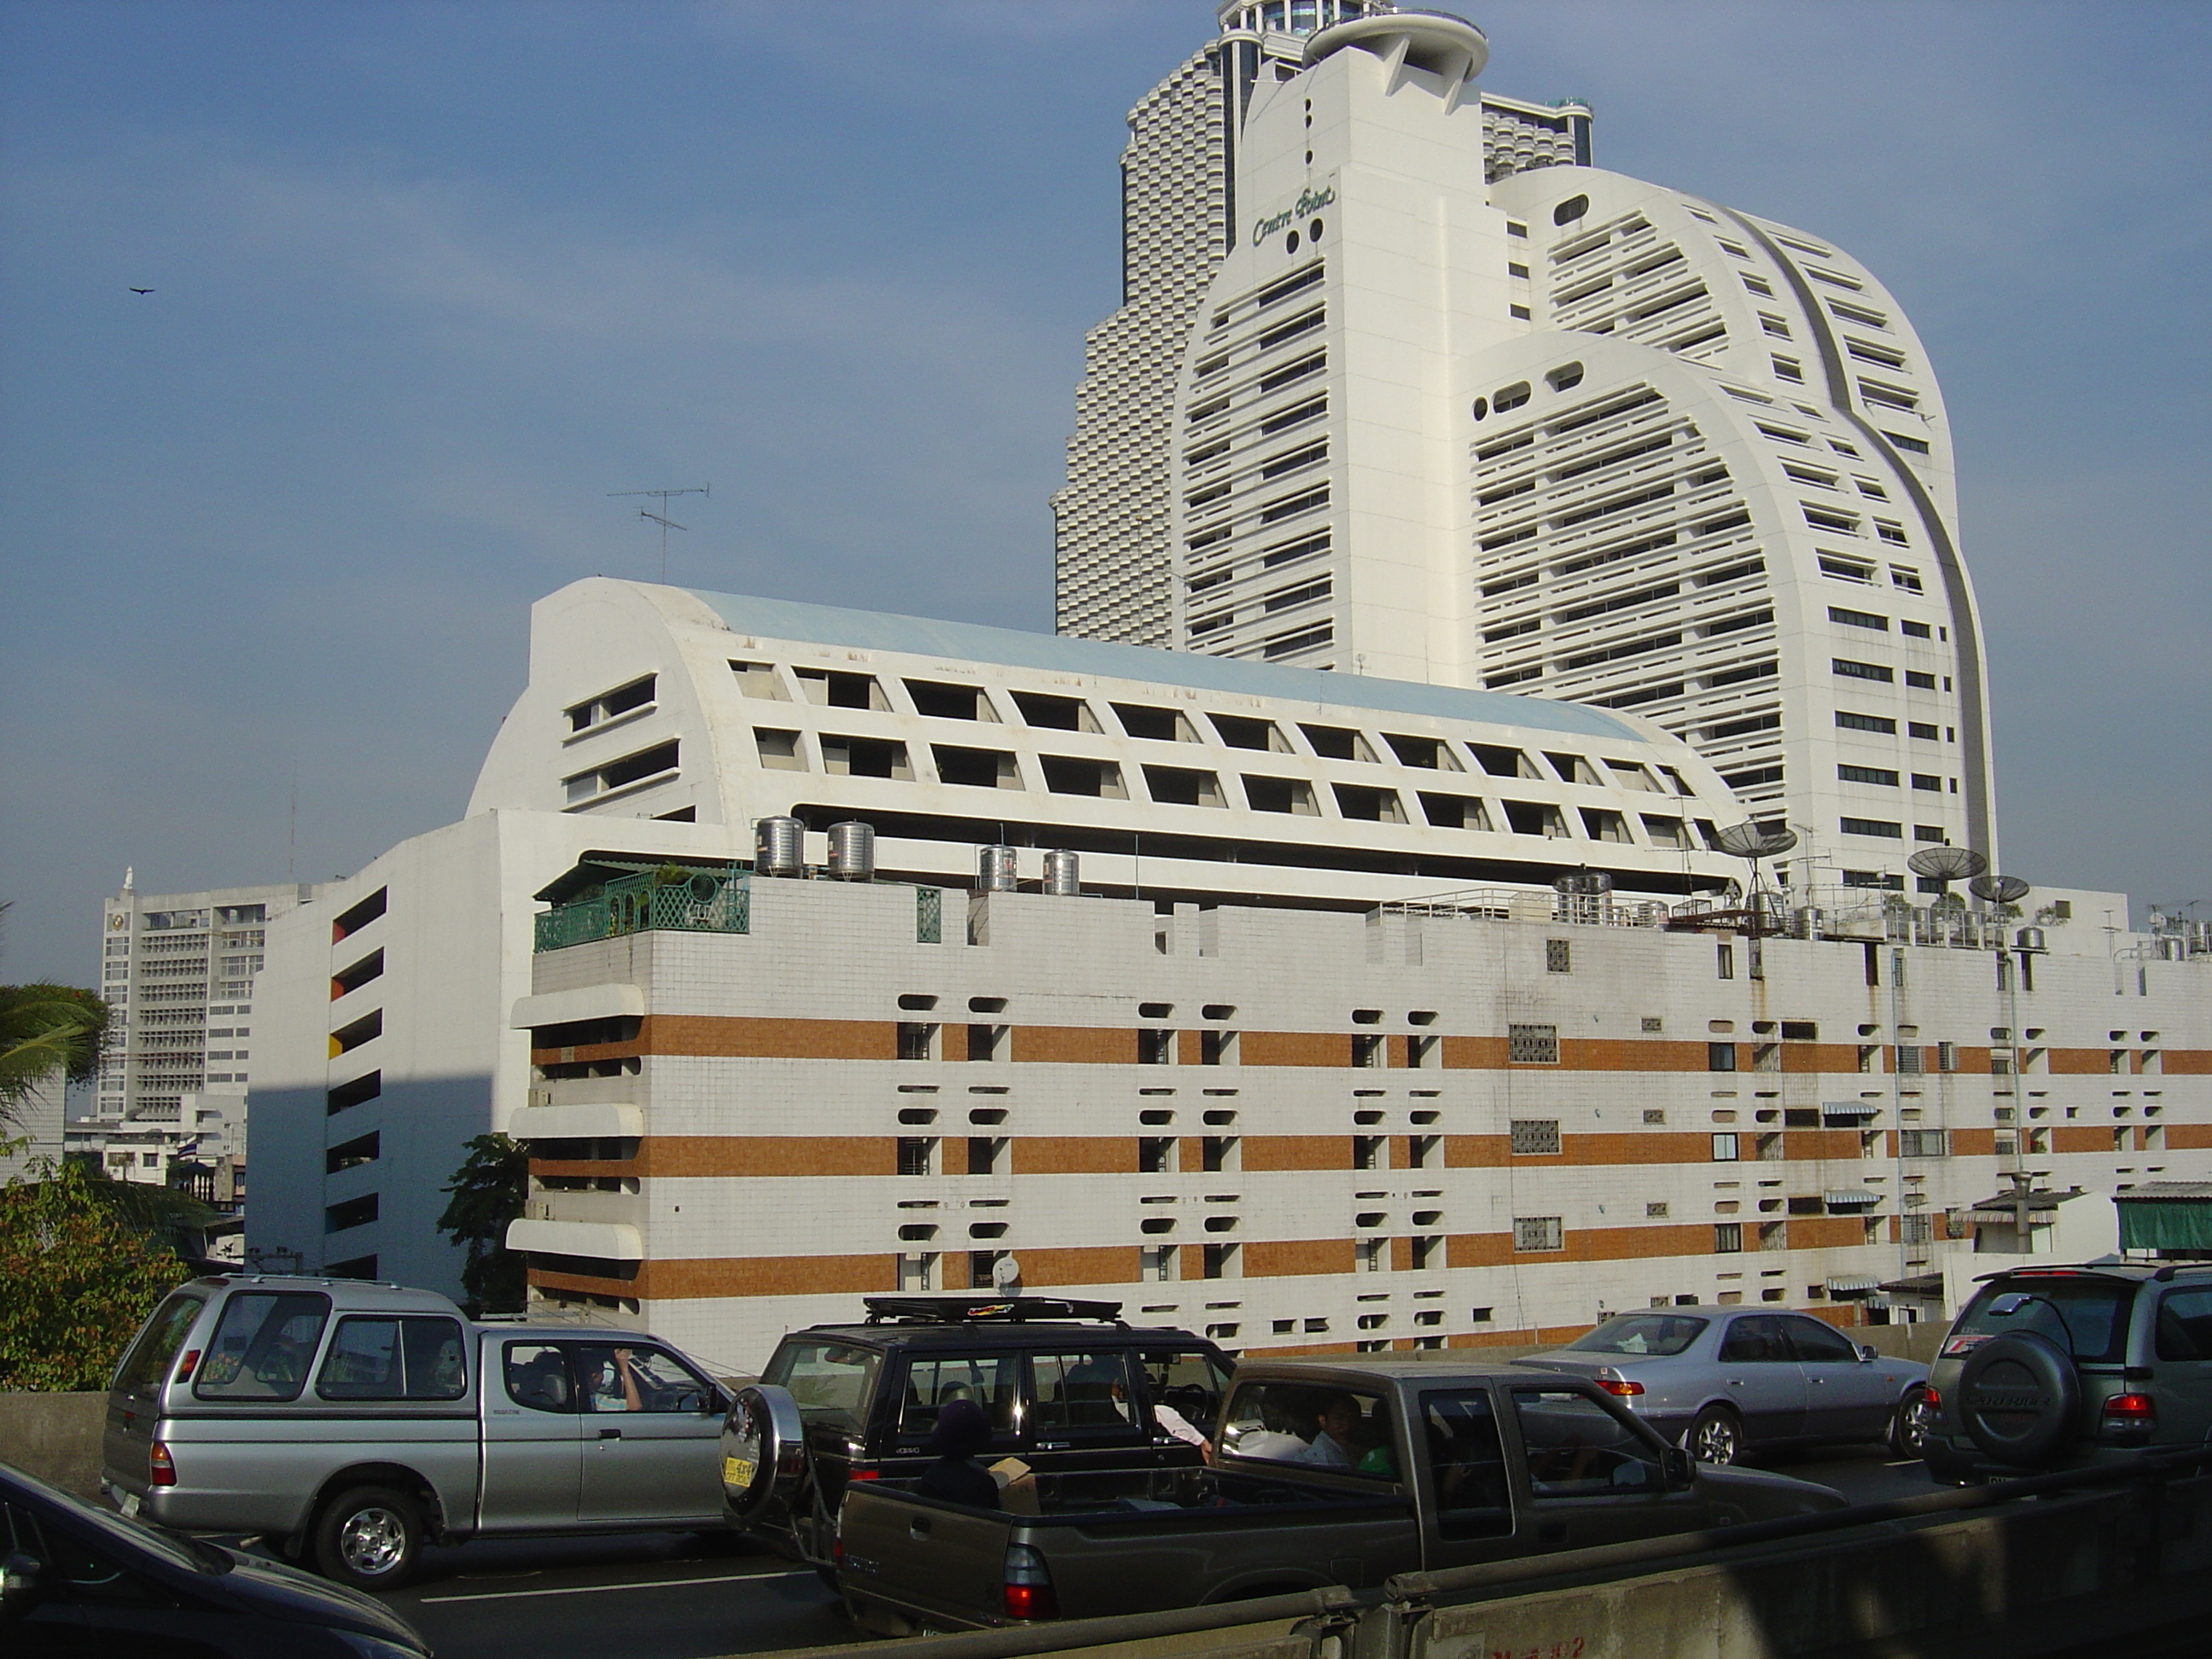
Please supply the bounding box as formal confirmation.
[1718,1316,1792,1363]
[573,1345,711,1413]
[1563,1314,1708,1357]
[0,1500,181,1608]
[1220,1381,1398,1479]
[1139,1348,1233,1431]
[1951,1279,2133,1365]
[1784,1318,1860,1365]
[194,1291,330,1401]
[1508,1388,1662,1498]
[1419,1389,1511,1539]
[764,1340,882,1432]
[505,1342,576,1413]
[897,1354,1022,1441]
[2156,1289,2212,1362]
[317,1316,468,1401]
[110,1290,206,1399]
[1030,1352,1139,1436]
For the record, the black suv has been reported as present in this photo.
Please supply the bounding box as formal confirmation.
[719,1296,1231,1569]
[1923,1262,2212,1485]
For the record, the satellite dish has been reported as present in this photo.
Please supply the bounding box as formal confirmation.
[1907,846,1988,882]
[1710,822,1798,860]
[990,1255,1022,1293]
[1552,869,1613,896]
[1969,874,2031,906]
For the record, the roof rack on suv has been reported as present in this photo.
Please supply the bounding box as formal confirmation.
[860,1295,1128,1326]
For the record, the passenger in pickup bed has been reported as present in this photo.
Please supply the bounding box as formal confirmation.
[915,1398,999,1509]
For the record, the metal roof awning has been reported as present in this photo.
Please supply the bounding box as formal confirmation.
[1878,1273,1945,1296]
[1825,1190,1881,1209]
[1821,1101,1881,1122]
[2116,1184,2212,1253]
[1826,1275,1882,1295]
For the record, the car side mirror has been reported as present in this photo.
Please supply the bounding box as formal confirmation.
[1662,1447,1693,1490]
[0,1551,46,1618]
[1857,1345,1878,1363]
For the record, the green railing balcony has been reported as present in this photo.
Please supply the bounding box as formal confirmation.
[533,865,750,952]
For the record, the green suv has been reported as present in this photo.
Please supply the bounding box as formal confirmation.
[1922,1263,2212,1485]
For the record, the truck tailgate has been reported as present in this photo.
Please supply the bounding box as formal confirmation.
[840,1485,1011,1627]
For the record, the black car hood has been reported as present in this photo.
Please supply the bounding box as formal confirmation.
[207,1547,429,1649]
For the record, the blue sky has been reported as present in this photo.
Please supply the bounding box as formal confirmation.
[3,0,2206,978]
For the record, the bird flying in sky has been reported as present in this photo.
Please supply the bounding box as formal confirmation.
[129,287,154,294]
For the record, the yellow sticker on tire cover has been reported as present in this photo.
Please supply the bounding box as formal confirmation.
[723,1457,757,1489]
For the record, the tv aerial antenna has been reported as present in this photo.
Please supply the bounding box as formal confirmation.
[1906,845,1987,903]
[1968,872,2032,911]
[1709,821,1797,932]
[608,486,709,583]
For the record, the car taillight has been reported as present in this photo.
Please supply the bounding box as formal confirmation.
[1940,1334,1991,1359]
[832,1535,845,1569]
[1003,1543,1057,1621]
[172,1349,201,1383]
[1922,1385,1941,1410]
[847,1467,880,1481]
[1596,1376,1645,1397]
[2103,1393,2156,1428]
[149,1441,177,1487]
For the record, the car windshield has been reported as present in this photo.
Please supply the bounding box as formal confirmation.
[1955,1278,2133,1365]
[764,1339,882,1431]
[6,1466,226,1576]
[1562,1314,1708,1358]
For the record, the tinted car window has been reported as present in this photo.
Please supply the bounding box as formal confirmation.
[1718,1316,1791,1363]
[1139,1348,1233,1431]
[1563,1314,1708,1357]
[2156,1288,2212,1362]
[1222,1382,1398,1479]
[1420,1389,1511,1539]
[1030,1352,1138,1435]
[111,1291,206,1398]
[1784,1318,1859,1365]
[1953,1279,2133,1365]
[764,1340,882,1432]
[317,1316,468,1401]
[1509,1388,1662,1497]
[506,1342,575,1413]
[896,1353,1022,1441]
[195,1291,329,1401]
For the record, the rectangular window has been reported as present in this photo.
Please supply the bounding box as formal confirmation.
[897,1022,936,1061]
[1138,1137,1175,1174]
[316,1316,467,1401]
[1507,1024,1559,1065]
[1828,606,1888,631]
[1905,670,1937,690]
[1545,939,1572,974]
[1510,1120,1562,1156]
[1836,711,1896,734]
[1912,773,1942,791]
[1899,1129,1947,1159]
[1832,658,1894,683]
[195,1291,331,1401]
[1712,1132,1740,1161]
[564,739,678,803]
[327,1070,380,1115]
[332,888,387,943]
[897,1138,935,1176]
[1838,765,1899,786]
[1714,1223,1743,1254]
[1840,817,1903,839]
[1513,1216,1564,1254]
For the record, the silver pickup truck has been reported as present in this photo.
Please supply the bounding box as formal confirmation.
[102,1276,734,1589]
[830,1356,1848,1631]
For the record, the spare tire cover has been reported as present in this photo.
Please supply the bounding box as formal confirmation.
[1956,1334,2080,1467]
[721,1382,808,1524]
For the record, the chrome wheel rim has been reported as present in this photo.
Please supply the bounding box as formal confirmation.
[1899,1396,1932,1454]
[1691,1416,1738,1464]
[337,1505,408,1577]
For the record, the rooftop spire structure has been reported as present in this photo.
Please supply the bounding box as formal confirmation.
[1052,4,1992,890]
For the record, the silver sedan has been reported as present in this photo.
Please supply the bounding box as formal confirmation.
[1514,1307,1931,1466]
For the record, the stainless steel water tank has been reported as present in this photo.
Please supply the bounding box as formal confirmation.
[2015,925,2046,953]
[755,816,805,877]
[827,821,876,882]
[977,845,1018,892]
[1042,849,1080,896]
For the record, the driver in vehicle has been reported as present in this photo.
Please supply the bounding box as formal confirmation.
[585,1348,645,1412]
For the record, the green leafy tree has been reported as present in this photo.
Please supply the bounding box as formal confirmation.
[0,1159,191,1390]
[439,1133,529,1313]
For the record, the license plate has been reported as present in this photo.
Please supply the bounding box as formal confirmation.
[118,1493,141,1518]
[722,1457,756,1489]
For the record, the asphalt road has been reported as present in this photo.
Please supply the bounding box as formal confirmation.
[349,1449,1935,1659]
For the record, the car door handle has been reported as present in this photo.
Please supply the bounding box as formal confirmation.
[599,1428,622,1440]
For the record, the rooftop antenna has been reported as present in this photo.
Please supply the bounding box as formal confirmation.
[608,486,708,584]
[1709,821,1797,934]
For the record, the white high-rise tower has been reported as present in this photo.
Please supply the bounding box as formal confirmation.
[1055,6,1995,887]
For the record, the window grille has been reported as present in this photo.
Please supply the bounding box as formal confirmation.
[1513,1216,1563,1253]
[1507,1023,1558,1064]
[1510,1120,1561,1156]
[1545,939,1572,974]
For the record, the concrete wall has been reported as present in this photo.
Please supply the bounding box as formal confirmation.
[0,1393,106,1498]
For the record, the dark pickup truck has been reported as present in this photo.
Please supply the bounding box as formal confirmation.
[830,1357,1848,1631]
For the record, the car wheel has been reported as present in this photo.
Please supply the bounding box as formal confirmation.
[1686,1405,1744,1465]
[1889,1387,1934,1458]
[313,1485,423,1591]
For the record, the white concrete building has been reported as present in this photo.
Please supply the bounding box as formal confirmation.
[238,580,2209,1376]
[1055,4,1994,890]
[72,877,306,1188]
